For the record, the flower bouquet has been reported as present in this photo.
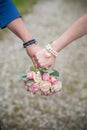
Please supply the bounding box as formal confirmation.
[19,66,62,96]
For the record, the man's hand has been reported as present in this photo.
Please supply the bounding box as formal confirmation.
[26,44,42,68]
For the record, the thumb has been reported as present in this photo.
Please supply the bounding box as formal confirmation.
[45,52,51,58]
[32,57,39,69]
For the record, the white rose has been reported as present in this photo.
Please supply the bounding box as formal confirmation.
[40,81,51,92]
[34,71,42,83]
[51,81,62,92]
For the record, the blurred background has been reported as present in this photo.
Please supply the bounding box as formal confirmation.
[0,0,87,130]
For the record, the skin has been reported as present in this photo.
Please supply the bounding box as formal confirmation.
[7,17,42,68]
[35,14,87,69]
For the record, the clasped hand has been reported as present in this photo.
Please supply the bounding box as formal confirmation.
[26,44,56,69]
[35,48,56,69]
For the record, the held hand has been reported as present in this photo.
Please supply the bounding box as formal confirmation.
[26,44,42,68]
[35,48,56,69]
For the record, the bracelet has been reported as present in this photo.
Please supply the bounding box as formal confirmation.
[23,39,36,48]
[45,44,58,57]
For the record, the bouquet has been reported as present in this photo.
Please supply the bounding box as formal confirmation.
[19,66,62,96]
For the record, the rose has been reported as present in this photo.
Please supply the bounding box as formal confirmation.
[19,66,62,96]
[42,73,50,82]
[40,81,51,93]
[50,76,58,85]
[51,81,62,92]
[34,71,42,83]
[25,81,33,91]
[29,82,40,93]
[27,71,35,79]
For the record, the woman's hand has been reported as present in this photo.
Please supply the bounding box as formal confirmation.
[35,48,56,69]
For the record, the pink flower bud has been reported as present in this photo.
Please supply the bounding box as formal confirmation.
[50,76,58,85]
[27,71,35,79]
[29,82,40,93]
[42,73,50,82]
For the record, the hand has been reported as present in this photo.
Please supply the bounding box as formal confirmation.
[35,48,56,69]
[26,44,42,68]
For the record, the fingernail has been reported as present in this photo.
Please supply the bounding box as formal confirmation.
[45,52,51,57]
[34,65,39,69]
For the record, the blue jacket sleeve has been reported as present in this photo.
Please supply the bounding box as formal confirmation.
[0,0,21,29]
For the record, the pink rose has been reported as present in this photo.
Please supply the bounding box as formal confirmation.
[42,73,50,82]
[27,71,35,79]
[50,76,58,85]
[29,82,40,93]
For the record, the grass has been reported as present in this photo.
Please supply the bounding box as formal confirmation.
[13,0,39,15]
[0,0,39,40]
[84,82,87,88]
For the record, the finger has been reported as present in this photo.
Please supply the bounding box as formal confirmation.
[32,57,39,69]
[37,61,48,69]
[45,52,51,58]
[47,64,54,70]
[34,56,41,69]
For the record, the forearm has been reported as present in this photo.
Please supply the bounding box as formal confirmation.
[7,17,41,64]
[7,17,33,43]
[52,14,87,52]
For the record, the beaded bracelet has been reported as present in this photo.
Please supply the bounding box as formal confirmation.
[23,39,36,48]
[45,44,58,57]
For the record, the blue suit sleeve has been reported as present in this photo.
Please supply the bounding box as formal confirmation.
[0,0,21,29]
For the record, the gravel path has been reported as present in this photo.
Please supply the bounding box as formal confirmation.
[0,0,87,130]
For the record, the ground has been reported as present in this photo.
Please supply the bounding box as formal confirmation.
[0,0,87,130]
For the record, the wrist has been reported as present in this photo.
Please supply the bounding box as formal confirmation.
[52,33,73,52]
[23,39,37,48]
[22,35,33,43]
[26,43,38,53]
[51,41,59,52]
[26,42,37,48]
[45,44,58,57]
[51,37,68,52]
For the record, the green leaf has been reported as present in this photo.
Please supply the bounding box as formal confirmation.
[45,69,54,74]
[30,66,37,73]
[27,79,34,83]
[21,77,29,81]
[39,68,45,75]
[39,68,59,77]
[17,72,26,77]
[50,69,59,77]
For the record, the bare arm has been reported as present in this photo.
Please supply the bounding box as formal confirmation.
[7,17,41,67]
[7,17,33,42]
[35,14,87,69]
[52,14,87,52]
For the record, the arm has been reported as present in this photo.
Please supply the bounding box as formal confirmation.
[7,17,33,43]
[52,14,87,52]
[35,14,87,69]
[0,0,41,67]
[7,17,41,67]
